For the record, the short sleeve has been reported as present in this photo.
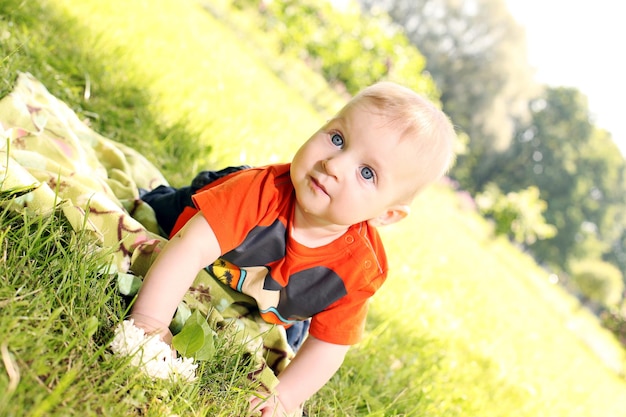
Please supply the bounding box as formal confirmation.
[191,164,292,254]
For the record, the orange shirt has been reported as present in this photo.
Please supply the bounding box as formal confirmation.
[184,163,388,345]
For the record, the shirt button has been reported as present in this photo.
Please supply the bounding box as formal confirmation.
[364,260,372,269]
[345,235,355,244]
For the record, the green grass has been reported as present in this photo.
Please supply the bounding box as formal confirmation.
[49,0,336,177]
[0,200,264,417]
[0,0,208,187]
[2,0,626,416]
[347,186,626,416]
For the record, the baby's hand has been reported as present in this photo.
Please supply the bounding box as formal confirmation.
[110,319,197,382]
[249,392,289,417]
[129,312,174,344]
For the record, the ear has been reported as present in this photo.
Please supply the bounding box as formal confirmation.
[367,205,410,227]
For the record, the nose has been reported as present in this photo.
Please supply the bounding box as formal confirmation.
[322,155,342,179]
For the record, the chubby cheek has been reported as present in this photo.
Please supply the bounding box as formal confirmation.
[344,189,384,215]
[335,188,366,211]
[292,143,316,172]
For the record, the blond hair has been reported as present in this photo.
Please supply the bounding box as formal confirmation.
[339,81,456,199]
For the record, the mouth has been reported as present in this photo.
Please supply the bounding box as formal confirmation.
[309,176,328,196]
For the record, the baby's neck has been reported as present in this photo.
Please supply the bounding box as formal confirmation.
[291,206,349,248]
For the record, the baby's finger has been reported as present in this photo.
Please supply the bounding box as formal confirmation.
[248,394,265,415]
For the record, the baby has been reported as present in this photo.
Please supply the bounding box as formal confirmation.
[130,81,456,416]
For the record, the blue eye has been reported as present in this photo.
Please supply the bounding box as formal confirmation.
[331,133,344,147]
[360,166,375,181]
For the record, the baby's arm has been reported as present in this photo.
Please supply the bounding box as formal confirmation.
[250,335,350,415]
[131,212,221,340]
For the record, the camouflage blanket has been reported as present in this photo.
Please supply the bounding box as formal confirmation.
[0,72,292,390]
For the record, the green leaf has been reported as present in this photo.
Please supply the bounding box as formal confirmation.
[117,272,142,296]
[172,321,204,357]
[171,310,216,361]
[169,302,192,335]
[194,330,215,361]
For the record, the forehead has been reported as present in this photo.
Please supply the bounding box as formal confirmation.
[336,101,419,145]
[333,102,396,134]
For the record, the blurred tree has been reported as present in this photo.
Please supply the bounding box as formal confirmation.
[601,308,626,349]
[606,229,626,276]
[251,0,440,100]
[569,258,624,309]
[491,88,591,266]
[356,0,539,191]
[488,87,626,272]
[475,183,556,245]
[578,128,626,274]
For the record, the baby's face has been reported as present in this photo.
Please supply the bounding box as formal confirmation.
[290,104,419,228]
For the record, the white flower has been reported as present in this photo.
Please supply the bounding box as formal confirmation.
[110,319,198,382]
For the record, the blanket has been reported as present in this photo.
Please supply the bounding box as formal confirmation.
[0,72,293,391]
